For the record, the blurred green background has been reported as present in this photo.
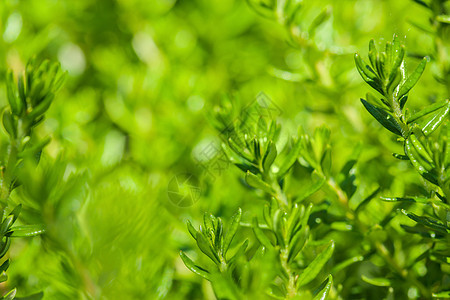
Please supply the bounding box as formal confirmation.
[0,0,447,299]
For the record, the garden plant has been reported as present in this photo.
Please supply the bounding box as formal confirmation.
[0,0,449,299]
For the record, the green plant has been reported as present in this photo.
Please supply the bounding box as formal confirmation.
[356,36,449,298]
[410,0,449,95]
[0,59,65,299]
[246,0,337,88]
[2,0,450,299]
[181,102,334,299]
[182,33,449,298]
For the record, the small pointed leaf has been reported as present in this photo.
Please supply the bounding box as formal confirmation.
[360,99,402,135]
[7,224,45,237]
[252,218,273,249]
[297,241,335,287]
[397,58,427,99]
[224,208,242,254]
[179,251,211,280]
[313,275,333,300]
[361,275,392,287]
[245,171,274,193]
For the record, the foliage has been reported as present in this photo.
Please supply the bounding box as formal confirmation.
[0,59,64,299]
[0,0,448,299]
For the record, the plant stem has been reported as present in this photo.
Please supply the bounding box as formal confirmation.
[280,248,297,299]
[263,166,297,298]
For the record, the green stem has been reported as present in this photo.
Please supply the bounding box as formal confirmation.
[280,248,297,299]
[261,164,297,298]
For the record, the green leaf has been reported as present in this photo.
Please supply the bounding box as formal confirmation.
[401,224,444,238]
[407,100,450,135]
[365,92,390,110]
[397,58,427,99]
[252,138,261,161]
[18,75,26,104]
[7,224,45,237]
[227,137,253,163]
[228,239,249,265]
[0,272,7,283]
[380,197,449,210]
[308,6,331,37]
[432,291,450,298]
[286,204,301,239]
[313,275,333,300]
[2,111,17,138]
[288,225,309,262]
[179,251,211,280]
[368,39,377,69]
[0,260,10,273]
[262,141,277,172]
[0,217,14,237]
[330,256,364,273]
[28,93,55,120]
[245,171,274,193]
[209,272,241,300]
[295,173,325,203]
[404,134,438,185]
[267,286,285,300]
[0,238,11,258]
[412,0,429,8]
[392,153,409,160]
[214,218,223,252]
[15,292,44,300]
[1,289,16,300]
[272,210,285,248]
[18,137,51,159]
[320,146,332,176]
[203,213,216,233]
[360,99,403,135]
[297,241,335,287]
[252,218,273,249]
[436,15,450,24]
[399,95,408,110]
[224,208,242,255]
[278,138,302,178]
[9,205,22,224]
[6,71,22,116]
[355,187,380,213]
[355,54,384,95]
[389,42,404,79]
[187,221,198,240]
[196,232,220,264]
[401,210,449,234]
[361,275,392,287]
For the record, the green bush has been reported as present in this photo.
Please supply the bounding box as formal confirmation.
[0,0,448,299]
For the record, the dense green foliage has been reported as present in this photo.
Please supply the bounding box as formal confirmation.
[0,0,448,299]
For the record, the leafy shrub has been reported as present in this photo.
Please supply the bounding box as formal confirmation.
[0,0,448,299]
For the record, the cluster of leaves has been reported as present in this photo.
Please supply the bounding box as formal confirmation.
[1,0,449,299]
[0,60,65,299]
[182,14,450,300]
[182,102,337,299]
[245,0,344,90]
[180,209,247,299]
[246,0,331,46]
[356,35,449,298]
[410,0,449,91]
